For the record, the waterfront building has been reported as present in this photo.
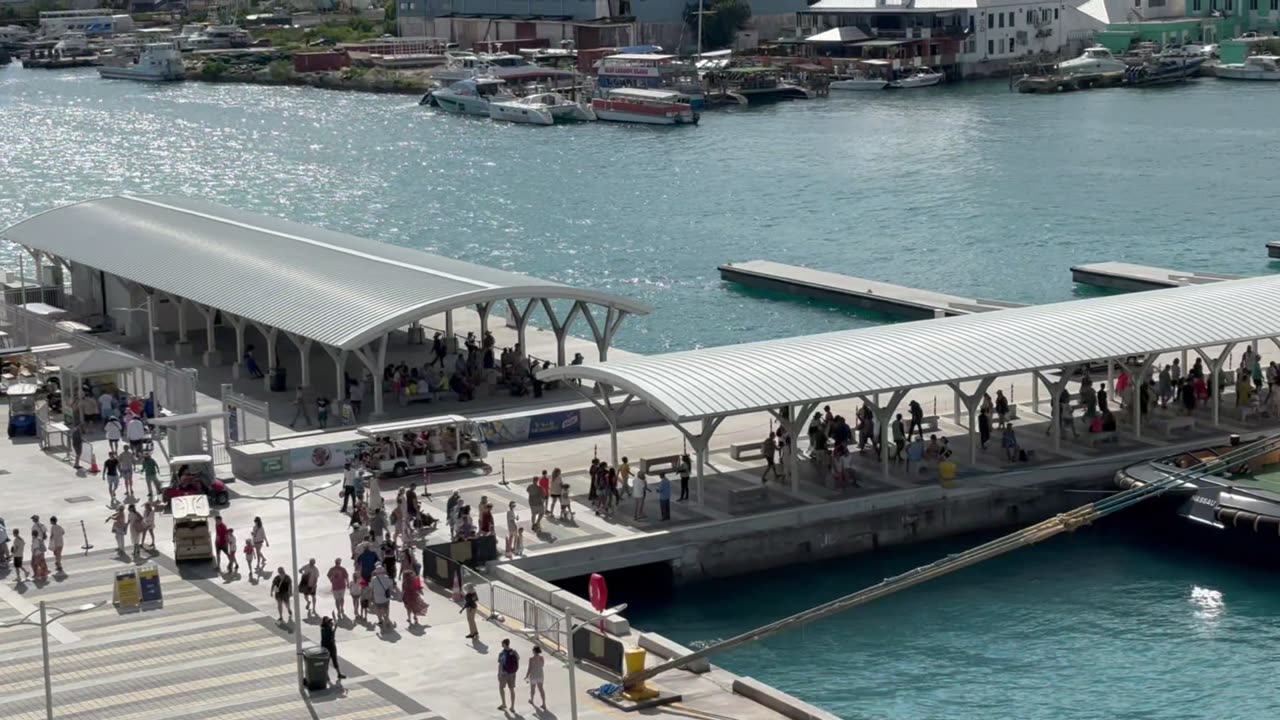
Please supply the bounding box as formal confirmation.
[397,0,808,52]
[1085,0,1279,55]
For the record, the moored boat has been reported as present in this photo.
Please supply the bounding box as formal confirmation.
[1216,54,1280,81]
[98,42,185,82]
[1057,46,1127,76]
[889,66,944,88]
[591,87,698,126]
[489,92,595,125]
[421,77,516,115]
[1123,54,1204,85]
[594,53,705,111]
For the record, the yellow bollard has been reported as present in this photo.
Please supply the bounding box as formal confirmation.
[939,460,957,488]
[621,647,660,702]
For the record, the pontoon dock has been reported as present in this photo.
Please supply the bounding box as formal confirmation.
[718,260,1024,320]
[1070,262,1243,292]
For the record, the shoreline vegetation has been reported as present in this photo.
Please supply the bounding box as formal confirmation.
[188,58,432,95]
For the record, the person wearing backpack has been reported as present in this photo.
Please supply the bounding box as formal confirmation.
[497,638,520,711]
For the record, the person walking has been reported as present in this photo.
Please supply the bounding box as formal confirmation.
[270,567,293,623]
[892,414,906,462]
[141,451,161,502]
[118,446,135,501]
[288,387,313,429]
[10,529,26,583]
[320,615,347,681]
[497,639,520,711]
[657,473,672,521]
[526,645,546,710]
[141,504,156,549]
[340,462,358,513]
[631,471,648,520]
[104,416,122,454]
[48,517,65,573]
[299,558,320,615]
[978,406,992,451]
[125,415,147,455]
[908,400,925,440]
[107,508,127,556]
[70,422,84,470]
[370,563,395,632]
[214,516,231,572]
[30,516,45,547]
[127,504,145,558]
[505,501,519,557]
[102,451,121,505]
[328,558,350,618]
[30,530,48,581]
[402,566,429,625]
[462,582,480,639]
[677,454,691,502]
[761,431,779,483]
[251,517,269,575]
[225,527,240,574]
[548,468,563,517]
[526,479,544,533]
[0,518,8,569]
[617,457,632,499]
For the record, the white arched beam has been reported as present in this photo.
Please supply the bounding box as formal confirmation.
[580,305,630,362]
[540,298,585,367]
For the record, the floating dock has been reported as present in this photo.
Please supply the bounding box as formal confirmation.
[1071,262,1243,292]
[719,260,1025,320]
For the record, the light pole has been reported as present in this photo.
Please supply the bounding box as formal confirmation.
[565,603,628,720]
[239,476,340,691]
[111,295,155,362]
[0,600,106,720]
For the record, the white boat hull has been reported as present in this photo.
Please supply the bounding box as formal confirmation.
[489,103,554,125]
[1216,65,1280,80]
[98,66,184,81]
[829,78,888,91]
[432,92,493,116]
[890,73,944,88]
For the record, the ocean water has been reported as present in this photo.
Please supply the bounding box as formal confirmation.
[2,66,1278,353]
[626,516,1280,720]
[5,66,1280,718]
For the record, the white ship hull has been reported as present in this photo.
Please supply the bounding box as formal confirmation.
[830,78,888,91]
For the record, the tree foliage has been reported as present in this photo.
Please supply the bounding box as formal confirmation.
[684,0,752,51]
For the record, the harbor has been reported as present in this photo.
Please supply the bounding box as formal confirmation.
[6,15,1280,717]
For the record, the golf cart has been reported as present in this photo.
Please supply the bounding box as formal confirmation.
[163,454,230,509]
[171,494,215,562]
[6,382,38,437]
[356,415,488,477]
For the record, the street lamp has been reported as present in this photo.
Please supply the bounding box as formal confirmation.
[239,476,340,691]
[111,295,156,362]
[565,603,628,720]
[0,600,106,720]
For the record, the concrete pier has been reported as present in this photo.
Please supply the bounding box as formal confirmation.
[719,260,1025,320]
[1071,262,1244,292]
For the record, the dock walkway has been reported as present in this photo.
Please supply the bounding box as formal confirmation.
[1071,262,1243,292]
[719,260,1024,320]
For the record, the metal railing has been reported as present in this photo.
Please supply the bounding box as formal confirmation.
[458,564,568,652]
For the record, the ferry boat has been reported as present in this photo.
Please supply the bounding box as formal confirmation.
[594,53,705,111]
[489,92,595,125]
[1057,46,1126,76]
[1115,434,1280,543]
[1216,54,1280,81]
[591,88,698,126]
[421,77,516,115]
[98,42,185,81]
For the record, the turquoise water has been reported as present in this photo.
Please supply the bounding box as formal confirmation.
[5,66,1280,717]
[3,66,1278,353]
[627,517,1280,720]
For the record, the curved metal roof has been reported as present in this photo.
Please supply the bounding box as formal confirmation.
[540,274,1280,421]
[2,195,649,351]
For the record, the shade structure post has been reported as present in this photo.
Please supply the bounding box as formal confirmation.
[949,377,995,466]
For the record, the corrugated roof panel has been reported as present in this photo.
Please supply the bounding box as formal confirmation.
[3,195,649,350]
[542,275,1280,421]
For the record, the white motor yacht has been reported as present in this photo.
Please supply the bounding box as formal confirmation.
[489,92,595,125]
[52,32,89,57]
[431,51,576,86]
[422,77,516,116]
[98,42,185,81]
[181,25,250,51]
[830,76,889,91]
[1057,46,1126,75]
[1216,54,1280,80]
[890,67,944,88]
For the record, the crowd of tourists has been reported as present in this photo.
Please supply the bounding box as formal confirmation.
[0,515,67,583]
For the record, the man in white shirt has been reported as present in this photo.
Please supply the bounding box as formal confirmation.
[98,392,116,422]
[631,472,648,520]
[126,416,147,454]
[48,517,66,572]
[340,463,357,514]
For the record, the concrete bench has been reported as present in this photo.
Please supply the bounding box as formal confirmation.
[729,441,765,461]
[1152,416,1195,438]
[640,455,680,474]
[728,485,769,514]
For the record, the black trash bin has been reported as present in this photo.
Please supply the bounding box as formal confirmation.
[270,366,287,392]
[303,647,329,691]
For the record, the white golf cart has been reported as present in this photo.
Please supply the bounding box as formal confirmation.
[356,415,488,477]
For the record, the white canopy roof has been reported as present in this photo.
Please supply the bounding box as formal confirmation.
[54,348,143,376]
[2,195,650,352]
[541,275,1280,422]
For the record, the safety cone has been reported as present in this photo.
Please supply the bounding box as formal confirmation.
[88,450,99,475]
[451,572,462,603]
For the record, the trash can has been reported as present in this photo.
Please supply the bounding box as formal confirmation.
[270,366,287,392]
[303,647,330,691]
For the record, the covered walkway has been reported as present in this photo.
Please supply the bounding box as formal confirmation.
[2,194,650,417]
[541,274,1280,500]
